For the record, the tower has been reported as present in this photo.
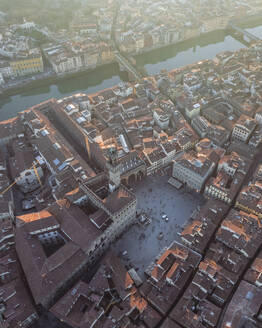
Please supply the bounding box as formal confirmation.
[106,147,121,191]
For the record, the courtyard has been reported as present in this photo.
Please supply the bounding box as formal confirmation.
[112,174,205,277]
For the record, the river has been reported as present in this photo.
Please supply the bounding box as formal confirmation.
[246,24,262,39]
[0,25,261,121]
[135,30,245,75]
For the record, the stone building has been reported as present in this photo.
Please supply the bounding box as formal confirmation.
[50,252,162,328]
[232,114,256,143]
[172,150,217,192]
[16,175,137,308]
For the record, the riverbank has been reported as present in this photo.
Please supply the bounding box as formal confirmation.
[129,13,262,59]
[132,28,229,58]
[0,59,119,98]
[234,12,262,28]
[0,31,237,98]
[136,30,245,75]
[0,64,124,121]
[0,22,261,121]
[0,13,261,99]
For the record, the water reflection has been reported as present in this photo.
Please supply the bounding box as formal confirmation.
[0,25,261,120]
[246,25,262,38]
[0,64,125,121]
[136,31,245,74]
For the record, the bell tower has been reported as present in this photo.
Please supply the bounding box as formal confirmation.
[106,147,121,190]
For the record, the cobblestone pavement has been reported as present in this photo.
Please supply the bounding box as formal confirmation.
[112,174,205,278]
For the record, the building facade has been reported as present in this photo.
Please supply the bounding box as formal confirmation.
[10,49,43,77]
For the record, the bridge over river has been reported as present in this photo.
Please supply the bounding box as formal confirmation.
[114,51,143,81]
[229,21,261,43]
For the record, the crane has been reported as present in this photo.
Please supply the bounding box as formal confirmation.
[0,160,43,196]
[33,163,43,188]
